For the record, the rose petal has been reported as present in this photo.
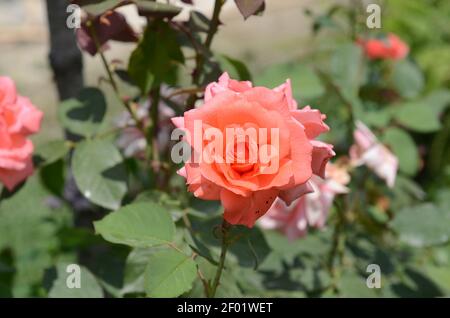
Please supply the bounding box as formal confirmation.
[0,156,34,191]
[222,188,278,227]
[311,140,335,178]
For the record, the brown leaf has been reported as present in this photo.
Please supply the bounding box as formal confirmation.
[234,0,265,19]
[76,11,138,56]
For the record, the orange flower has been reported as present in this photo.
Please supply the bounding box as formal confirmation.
[358,33,409,60]
[172,73,334,227]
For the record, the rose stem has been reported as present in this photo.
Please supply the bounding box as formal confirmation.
[86,20,144,132]
[186,0,225,111]
[208,220,231,298]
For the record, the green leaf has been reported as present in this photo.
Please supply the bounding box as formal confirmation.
[94,202,176,247]
[188,10,210,33]
[364,109,392,128]
[386,267,444,297]
[79,0,127,16]
[135,0,182,19]
[330,43,364,97]
[339,271,378,298]
[393,102,441,132]
[425,265,450,294]
[421,89,450,116]
[257,63,324,100]
[391,203,450,247]
[48,263,103,298]
[228,225,271,269]
[121,247,164,296]
[366,205,390,224]
[58,87,107,137]
[219,55,252,81]
[391,176,425,211]
[262,229,331,268]
[72,139,127,210]
[382,127,419,175]
[436,188,450,212]
[144,249,196,298]
[392,60,424,99]
[0,177,70,297]
[188,216,270,268]
[186,258,242,297]
[40,159,65,196]
[417,45,450,89]
[291,266,331,292]
[34,140,70,166]
[128,20,184,94]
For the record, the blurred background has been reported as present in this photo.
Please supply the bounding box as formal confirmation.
[0,0,320,144]
[1,0,450,298]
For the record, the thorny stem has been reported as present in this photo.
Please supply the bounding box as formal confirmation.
[208,220,231,298]
[148,85,161,168]
[86,21,144,132]
[186,0,225,110]
[88,21,164,184]
[197,266,211,297]
[166,86,205,99]
[327,202,346,287]
[204,0,224,49]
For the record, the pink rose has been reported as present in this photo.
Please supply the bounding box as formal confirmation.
[0,76,43,191]
[260,163,350,240]
[172,72,334,227]
[350,121,398,188]
[358,33,409,60]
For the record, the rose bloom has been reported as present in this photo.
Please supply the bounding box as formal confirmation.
[358,33,409,60]
[259,163,350,240]
[350,121,398,188]
[0,76,43,190]
[172,72,334,227]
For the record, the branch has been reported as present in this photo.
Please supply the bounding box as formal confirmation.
[86,21,144,133]
[186,0,225,110]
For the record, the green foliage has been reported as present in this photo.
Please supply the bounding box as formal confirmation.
[257,63,324,100]
[94,202,176,247]
[0,178,71,297]
[72,139,128,210]
[58,87,107,137]
[330,44,365,97]
[48,263,103,298]
[128,20,184,94]
[391,60,424,99]
[391,203,450,247]
[393,101,441,132]
[34,140,70,166]
[144,249,196,298]
[2,0,450,299]
[382,127,419,175]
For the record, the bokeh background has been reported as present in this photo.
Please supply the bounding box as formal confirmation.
[0,0,322,143]
[1,0,450,298]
